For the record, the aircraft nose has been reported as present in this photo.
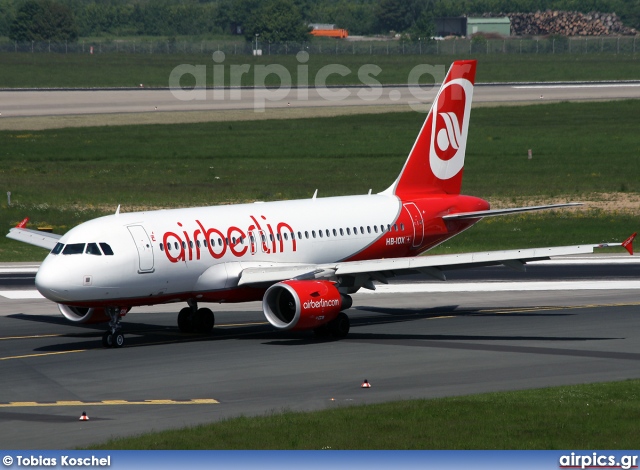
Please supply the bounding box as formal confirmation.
[35,261,70,302]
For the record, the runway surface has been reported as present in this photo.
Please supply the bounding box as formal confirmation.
[0,255,639,449]
[2,82,640,117]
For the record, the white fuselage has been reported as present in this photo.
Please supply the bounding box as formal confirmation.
[35,193,417,306]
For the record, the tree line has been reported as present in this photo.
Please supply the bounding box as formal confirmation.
[1,0,638,43]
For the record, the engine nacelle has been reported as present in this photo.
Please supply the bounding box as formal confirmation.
[263,280,349,331]
[57,304,127,324]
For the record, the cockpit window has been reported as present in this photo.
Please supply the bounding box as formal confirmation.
[85,243,102,256]
[99,243,114,256]
[51,243,64,255]
[62,243,86,255]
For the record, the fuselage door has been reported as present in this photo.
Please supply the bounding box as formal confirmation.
[403,202,424,248]
[127,225,155,273]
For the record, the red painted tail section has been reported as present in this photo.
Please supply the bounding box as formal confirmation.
[392,60,477,198]
[16,217,29,228]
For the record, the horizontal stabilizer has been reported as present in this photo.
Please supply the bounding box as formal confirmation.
[442,203,583,220]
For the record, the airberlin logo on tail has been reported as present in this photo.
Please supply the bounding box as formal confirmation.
[429,78,474,181]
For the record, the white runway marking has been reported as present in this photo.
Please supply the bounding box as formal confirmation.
[0,267,39,274]
[359,280,640,295]
[514,84,640,89]
[0,290,44,299]
[531,257,640,265]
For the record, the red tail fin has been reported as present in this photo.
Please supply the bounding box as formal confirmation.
[390,60,477,198]
[16,217,29,229]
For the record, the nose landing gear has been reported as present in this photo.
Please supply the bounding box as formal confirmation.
[102,306,126,348]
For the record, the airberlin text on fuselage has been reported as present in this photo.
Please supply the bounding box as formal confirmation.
[162,215,296,263]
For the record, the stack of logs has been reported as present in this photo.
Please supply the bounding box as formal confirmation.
[481,11,637,36]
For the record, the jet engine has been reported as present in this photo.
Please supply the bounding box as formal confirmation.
[57,304,125,324]
[262,280,351,331]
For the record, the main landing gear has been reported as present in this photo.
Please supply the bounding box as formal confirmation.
[177,300,215,334]
[102,306,125,348]
[313,312,350,338]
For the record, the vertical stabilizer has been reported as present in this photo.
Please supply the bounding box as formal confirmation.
[387,60,477,198]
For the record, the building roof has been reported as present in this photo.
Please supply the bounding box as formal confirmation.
[467,17,511,24]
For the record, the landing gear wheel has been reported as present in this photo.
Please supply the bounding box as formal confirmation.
[178,307,194,333]
[313,324,331,337]
[113,333,125,348]
[102,332,112,348]
[194,308,215,334]
[102,306,125,348]
[329,312,350,338]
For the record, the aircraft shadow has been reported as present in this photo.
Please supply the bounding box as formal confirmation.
[23,304,605,353]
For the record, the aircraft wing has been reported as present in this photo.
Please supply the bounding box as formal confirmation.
[238,236,635,288]
[6,227,61,250]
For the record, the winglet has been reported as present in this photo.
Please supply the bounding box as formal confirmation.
[622,232,636,255]
[16,217,29,229]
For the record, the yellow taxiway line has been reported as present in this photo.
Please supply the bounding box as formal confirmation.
[0,399,219,408]
[0,350,85,361]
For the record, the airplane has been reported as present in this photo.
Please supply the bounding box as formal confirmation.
[7,59,636,348]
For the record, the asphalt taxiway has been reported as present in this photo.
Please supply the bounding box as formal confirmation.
[0,256,639,449]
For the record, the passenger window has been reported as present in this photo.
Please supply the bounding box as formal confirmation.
[326,229,330,237]
[284,233,288,241]
[99,243,114,255]
[393,224,398,231]
[346,228,351,235]
[401,223,405,231]
[319,230,323,238]
[63,243,85,255]
[297,232,302,240]
[333,229,337,237]
[218,238,223,246]
[167,243,172,251]
[339,228,344,236]
[86,243,102,256]
[196,240,200,248]
[182,241,186,249]
[312,231,316,238]
[276,234,281,241]
[360,227,364,234]
[373,226,378,233]
[367,226,371,234]
[51,243,64,255]
[305,231,309,239]
[159,243,164,252]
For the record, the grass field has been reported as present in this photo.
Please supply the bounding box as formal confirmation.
[1,99,638,261]
[0,53,639,88]
[86,379,640,449]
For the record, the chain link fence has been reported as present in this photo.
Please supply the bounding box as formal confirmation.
[1,36,638,55]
